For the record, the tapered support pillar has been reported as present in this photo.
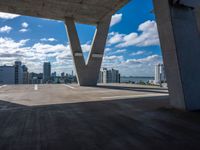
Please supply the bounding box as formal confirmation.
[65,17,111,86]
[153,0,200,111]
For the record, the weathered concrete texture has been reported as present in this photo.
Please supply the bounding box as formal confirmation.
[0,84,168,106]
[65,17,111,86]
[1,94,200,150]
[173,0,200,8]
[0,0,129,24]
[153,0,200,111]
[195,8,200,33]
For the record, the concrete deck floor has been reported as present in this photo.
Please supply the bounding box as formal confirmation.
[0,84,200,150]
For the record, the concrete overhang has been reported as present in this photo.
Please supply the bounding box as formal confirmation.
[173,0,200,8]
[0,0,130,25]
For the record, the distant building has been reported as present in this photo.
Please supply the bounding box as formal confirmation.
[0,66,15,84]
[22,65,29,84]
[43,62,51,83]
[99,68,120,83]
[14,61,23,84]
[61,72,65,78]
[154,64,166,85]
[29,72,43,84]
[52,72,56,77]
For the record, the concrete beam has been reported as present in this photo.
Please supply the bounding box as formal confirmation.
[0,0,129,25]
[173,0,200,8]
[65,16,111,86]
[153,0,200,111]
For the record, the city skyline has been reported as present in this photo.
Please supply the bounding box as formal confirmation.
[0,0,162,76]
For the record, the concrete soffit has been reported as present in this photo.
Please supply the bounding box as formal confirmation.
[172,0,200,8]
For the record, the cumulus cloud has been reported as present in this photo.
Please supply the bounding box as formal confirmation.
[81,43,91,53]
[101,54,162,76]
[123,55,161,65]
[0,37,98,73]
[40,38,57,42]
[108,20,160,48]
[107,32,125,45]
[131,50,146,56]
[19,22,29,32]
[22,22,29,28]
[0,26,12,33]
[0,12,20,19]
[19,29,28,33]
[111,49,126,54]
[110,14,123,27]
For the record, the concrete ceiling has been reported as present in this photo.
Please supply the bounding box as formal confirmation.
[0,0,130,24]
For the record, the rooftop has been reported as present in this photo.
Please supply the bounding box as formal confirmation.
[0,84,200,149]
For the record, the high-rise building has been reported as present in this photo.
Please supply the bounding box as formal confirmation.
[22,65,29,84]
[154,64,166,85]
[99,68,120,83]
[43,62,51,83]
[0,66,15,84]
[15,61,23,84]
[61,72,65,78]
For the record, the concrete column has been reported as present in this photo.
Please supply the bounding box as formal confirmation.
[65,17,111,86]
[153,0,200,111]
[195,8,200,33]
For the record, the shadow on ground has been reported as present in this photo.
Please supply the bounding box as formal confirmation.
[0,96,200,150]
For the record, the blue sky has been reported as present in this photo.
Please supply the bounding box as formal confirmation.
[0,0,162,76]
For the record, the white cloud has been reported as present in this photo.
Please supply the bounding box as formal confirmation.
[112,49,126,54]
[110,14,123,27]
[0,37,69,72]
[102,54,162,76]
[81,43,91,52]
[0,37,95,74]
[0,26,12,33]
[40,38,57,42]
[123,55,161,65]
[0,12,20,19]
[19,22,29,32]
[0,37,29,49]
[131,50,146,56]
[108,20,160,48]
[22,22,29,28]
[0,35,162,76]
[19,28,28,33]
[107,32,125,45]
[105,48,112,52]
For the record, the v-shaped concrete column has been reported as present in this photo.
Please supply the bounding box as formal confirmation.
[153,0,200,111]
[65,17,111,86]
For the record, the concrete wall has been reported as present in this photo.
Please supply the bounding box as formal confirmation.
[153,0,200,111]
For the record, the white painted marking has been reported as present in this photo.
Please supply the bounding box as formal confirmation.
[92,54,103,58]
[63,84,75,89]
[101,93,168,99]
[0,85,7,88]
[34,84,38,90]
[74,53,83,57]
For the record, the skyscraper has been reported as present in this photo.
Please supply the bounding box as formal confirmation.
[154,64,166,85]
[22,65,29,84]
[43,62,51,83]
[15,61,23,84]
